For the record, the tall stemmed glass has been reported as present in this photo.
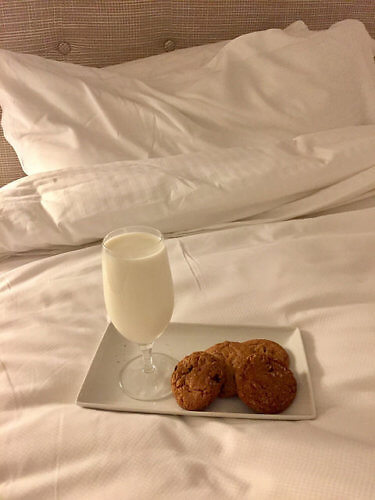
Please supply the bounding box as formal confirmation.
[102,226,177,401]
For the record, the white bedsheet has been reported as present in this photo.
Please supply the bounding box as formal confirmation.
[1,125,375,499]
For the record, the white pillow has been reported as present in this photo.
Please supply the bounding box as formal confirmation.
[0,20,374,175]
[105,20,308,80]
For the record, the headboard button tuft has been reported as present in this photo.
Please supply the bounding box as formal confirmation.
[163,39,176,52]
[57,41,71,55]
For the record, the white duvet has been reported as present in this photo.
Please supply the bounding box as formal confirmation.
[1,124,375,499]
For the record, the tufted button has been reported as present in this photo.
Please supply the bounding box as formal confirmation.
[163,39,176,52]
[57,41,71,56]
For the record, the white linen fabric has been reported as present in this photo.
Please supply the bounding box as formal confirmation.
[2,125,375,256]
[2,19,375,500]
[0,20,375,175]
[1,123,375,499]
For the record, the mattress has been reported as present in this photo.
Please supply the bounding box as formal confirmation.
[1,20,375,500]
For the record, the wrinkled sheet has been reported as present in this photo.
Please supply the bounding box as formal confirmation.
[1,123,375,499]
[1,210,375,499]
[3,125,375,256]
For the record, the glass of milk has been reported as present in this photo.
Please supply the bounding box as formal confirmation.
[102,226,177,400]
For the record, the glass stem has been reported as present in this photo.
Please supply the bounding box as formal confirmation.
[140,343,156,373]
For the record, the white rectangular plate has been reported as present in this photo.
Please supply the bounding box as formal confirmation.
[77,323,316,420]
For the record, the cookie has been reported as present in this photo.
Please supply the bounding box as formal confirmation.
[171,351,226,410]
[206,341,246,397]
[242,339,289,367]
[235,353,297,414]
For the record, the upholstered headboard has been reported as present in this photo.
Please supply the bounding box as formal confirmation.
[1,0,375,186]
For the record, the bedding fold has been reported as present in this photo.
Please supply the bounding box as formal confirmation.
[2,126,375,256]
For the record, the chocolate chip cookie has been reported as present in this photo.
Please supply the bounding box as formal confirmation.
[242,339,289,367]
[206,341,246,397]
[171,351,226,410]
[235,353,297,414]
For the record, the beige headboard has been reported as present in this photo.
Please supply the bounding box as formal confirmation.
[1,0,375,186]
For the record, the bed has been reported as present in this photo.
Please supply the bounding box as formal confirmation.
[1,1,375,499]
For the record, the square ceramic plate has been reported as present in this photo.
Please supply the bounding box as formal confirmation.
[77,323,316,420]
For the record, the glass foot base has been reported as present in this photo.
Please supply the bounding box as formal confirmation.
[119,352,178,401]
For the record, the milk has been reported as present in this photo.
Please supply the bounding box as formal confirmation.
[102,232,174,344]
